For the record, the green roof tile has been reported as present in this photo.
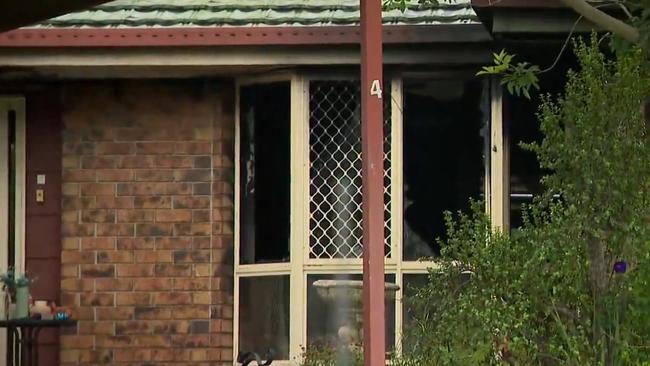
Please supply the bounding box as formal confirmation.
[34,0,477,28]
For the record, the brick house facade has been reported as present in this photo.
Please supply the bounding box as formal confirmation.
[0,1,583,365]
[59,81,235,364]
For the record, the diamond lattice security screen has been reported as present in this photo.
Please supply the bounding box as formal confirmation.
[309,80,391,259]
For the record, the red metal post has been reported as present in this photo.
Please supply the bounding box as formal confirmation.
[360,0,385,365]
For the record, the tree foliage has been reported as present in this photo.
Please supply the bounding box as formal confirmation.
[394,37,650,366]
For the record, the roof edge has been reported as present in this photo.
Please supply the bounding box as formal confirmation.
[0,24,492,48]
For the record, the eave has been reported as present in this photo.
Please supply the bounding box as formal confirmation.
[0,24,491,48]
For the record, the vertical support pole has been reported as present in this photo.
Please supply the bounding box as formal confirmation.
[490,77,509,232]
[360,0,385,365]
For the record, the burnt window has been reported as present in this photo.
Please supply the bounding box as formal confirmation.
[239,82,291,264]
[402,79,487,260]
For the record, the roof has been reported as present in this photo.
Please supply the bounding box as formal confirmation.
[33,0,479,28]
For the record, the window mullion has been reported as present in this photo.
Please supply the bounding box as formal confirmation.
[289,74,309,361]
[390,77,404,351]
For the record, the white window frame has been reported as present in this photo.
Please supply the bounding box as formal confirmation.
[0,96,26,361]
[233,73,502,364]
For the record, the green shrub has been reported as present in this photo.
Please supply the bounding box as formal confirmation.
[395,36,650,366]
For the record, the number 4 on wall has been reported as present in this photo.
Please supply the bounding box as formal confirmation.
[370,79,382,99]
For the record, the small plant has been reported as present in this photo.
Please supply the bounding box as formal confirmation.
[1,268,32,302]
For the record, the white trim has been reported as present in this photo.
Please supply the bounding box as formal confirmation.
[289,74,308,361]
[231,71,499,363]
[0,96,26,362]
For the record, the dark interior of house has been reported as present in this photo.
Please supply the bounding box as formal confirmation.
[402,78,486,259]
[239,82,291,264]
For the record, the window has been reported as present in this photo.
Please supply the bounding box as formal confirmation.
[234,74,491,362]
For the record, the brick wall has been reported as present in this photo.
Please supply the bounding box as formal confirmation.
[59,80,234,365]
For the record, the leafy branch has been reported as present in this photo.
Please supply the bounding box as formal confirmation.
[477,50,541,99]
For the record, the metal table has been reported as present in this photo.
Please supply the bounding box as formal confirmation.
[0,318,76,366]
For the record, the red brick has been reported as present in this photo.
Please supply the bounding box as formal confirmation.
[62,155,80,169]
[174,278,210,291]
[81,209,116,223]
[155,237,191,249]
[116,293,152,306]
[172,305,210,319]
[193,237,211,249]
[153,156,193,168]
[154,264,191,277]
[114,349,152,362]
[96,307,134,321]
[166,183,192,195]
[173,250,210,263]
[172,196,210,209]
[132,335,171,348]
[135,169,174,182]
[80,293,115,306]
[80,264,115,278]
[96,142,135,155]
[81,238,115,250]
[134,250,172,263]
[136,142,175,155]
[62,183,78,196]
[177,141,211,154]
[97,169,134,182]
[193,155,211,168]
[115,320,156,335]
[134,306,172,320]
[96,196,134,209]
[193,182,211,195]
[116,264,154,277]
[119,156,155,168]
[61,251,96,264]
[62,292,78,307]
[63,142,94,156]
[97,223,135,237]
[192,291,211,305]
[61,264,79,278]
[62,223,95,237]
[136,223,173,237]
[95,335,132,348]
[117,238,155,250]
[80,183,115,196]
[171,334,210,348]
[151,320,191,334]
[61,278,94,291]
[62,238,80,250]
[63,169,96,182]
[133,278,173,291]
[97,250,134,263]
[173,169,211,182]
[192,210,211,222]
[95,278,134,291]
[78,350,113,364]
[133,196,172,209]
[156,209,192,223]
[62,210,79,223]
[81,156,118,169]
[173,223,211,236]
[117,182,167,196]
[117,209,154,223]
